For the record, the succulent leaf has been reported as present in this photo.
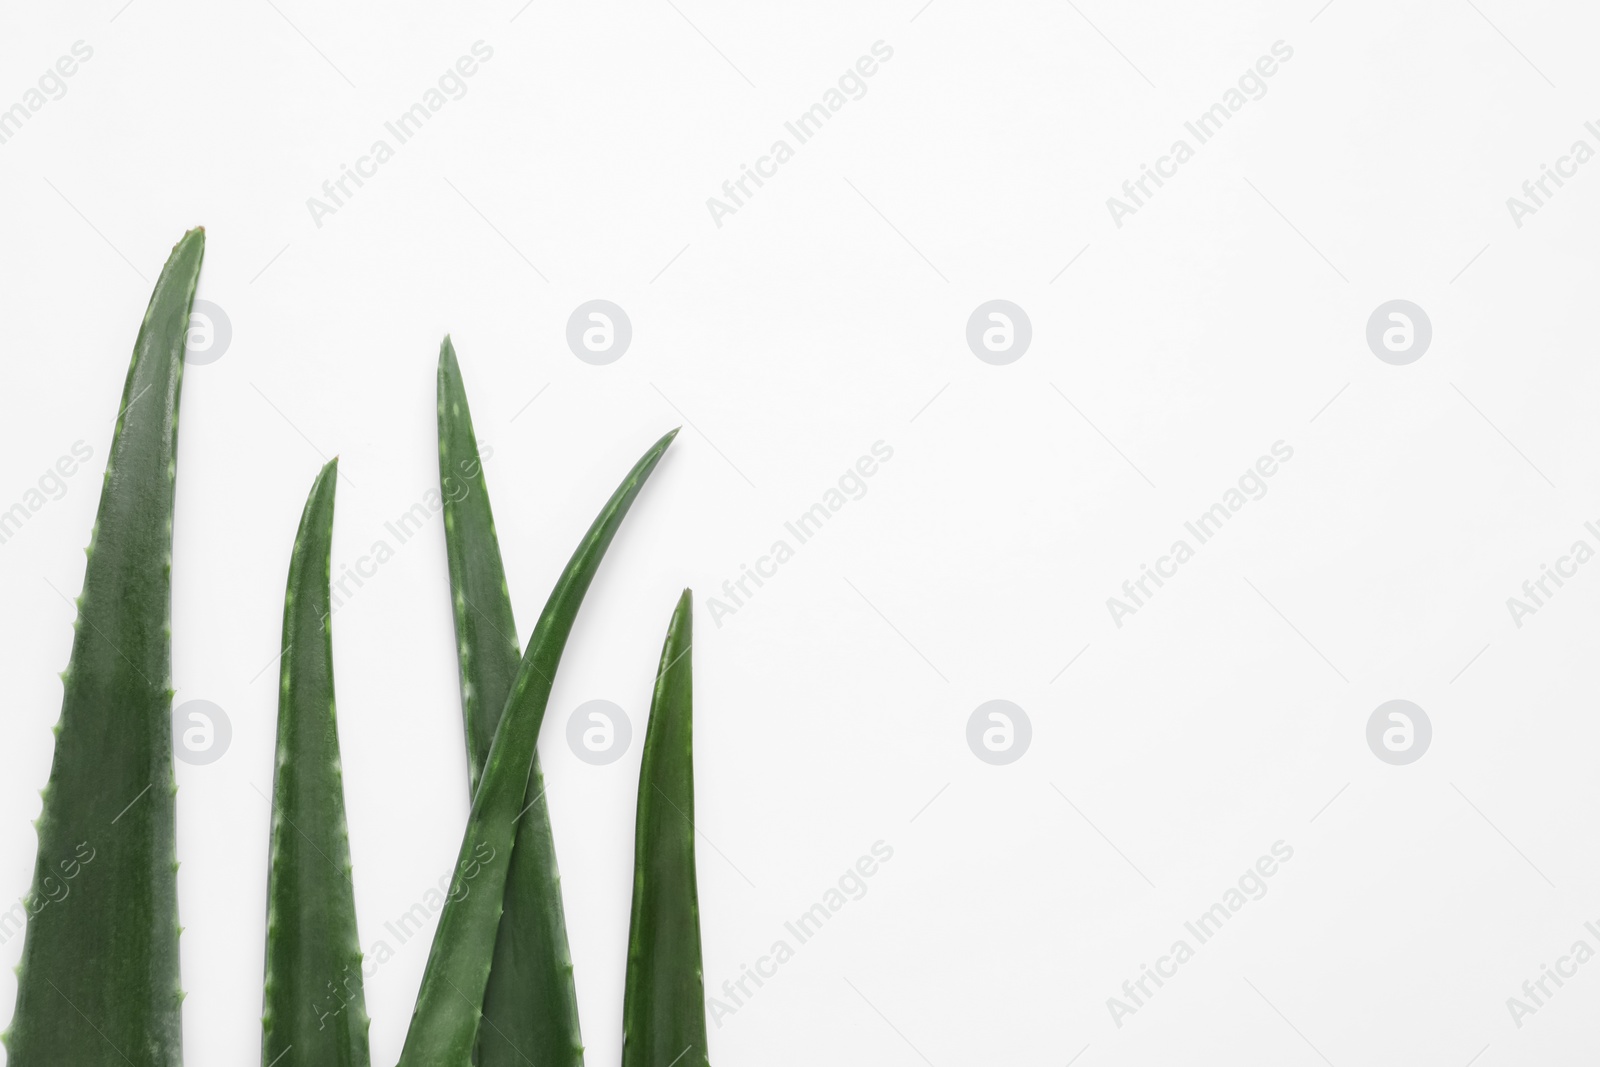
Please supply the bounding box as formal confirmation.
[5,228,205,1067]
[436,338,583,1067]
[622,590,708,1067]
[396,427,677,1067]
[261,460,370,1067]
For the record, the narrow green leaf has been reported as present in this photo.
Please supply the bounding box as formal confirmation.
[4,228,204,1067]
[397,427,678,1067]
[435,338,582,1067]
[261,460,370,1067]
[436,337,522,793]
[623,590,708,1067]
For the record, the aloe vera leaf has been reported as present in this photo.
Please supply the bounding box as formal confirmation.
[436,338,522,794]
[261,459,370,1067]
[622,589,708,1067]
[396,427,678,1067]
[3,228,204,1067]
[435,338,583,1067]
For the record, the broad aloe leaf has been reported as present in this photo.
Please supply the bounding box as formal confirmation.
[436,338,582,1067]
[623,590,708,1067]
[4,228,204,1067]
[261,460,370,1067]
[396,427,678,1067]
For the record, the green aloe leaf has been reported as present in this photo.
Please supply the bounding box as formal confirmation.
[436,339,521,796]
[4,228,204,1067]
[261,460,370,1067]
[396,426,678,1067]
[623,590,708,1067]
[435,338,582,1067]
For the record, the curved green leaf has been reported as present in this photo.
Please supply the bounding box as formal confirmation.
[436,338,582,1067]
[4,228,204,1067]
[261,460,370,1067]
[437,340,521,796]
[623,590,708,1067]
[397,427,678,1067]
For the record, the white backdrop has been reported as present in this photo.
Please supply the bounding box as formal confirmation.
[2,1,1598,1063]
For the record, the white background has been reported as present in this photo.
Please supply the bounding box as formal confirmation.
[2,0,1598,1063]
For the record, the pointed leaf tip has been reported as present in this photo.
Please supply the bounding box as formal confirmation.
[647,427,681,458]
[622,590,704,1067]
[263,458,368,1067]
